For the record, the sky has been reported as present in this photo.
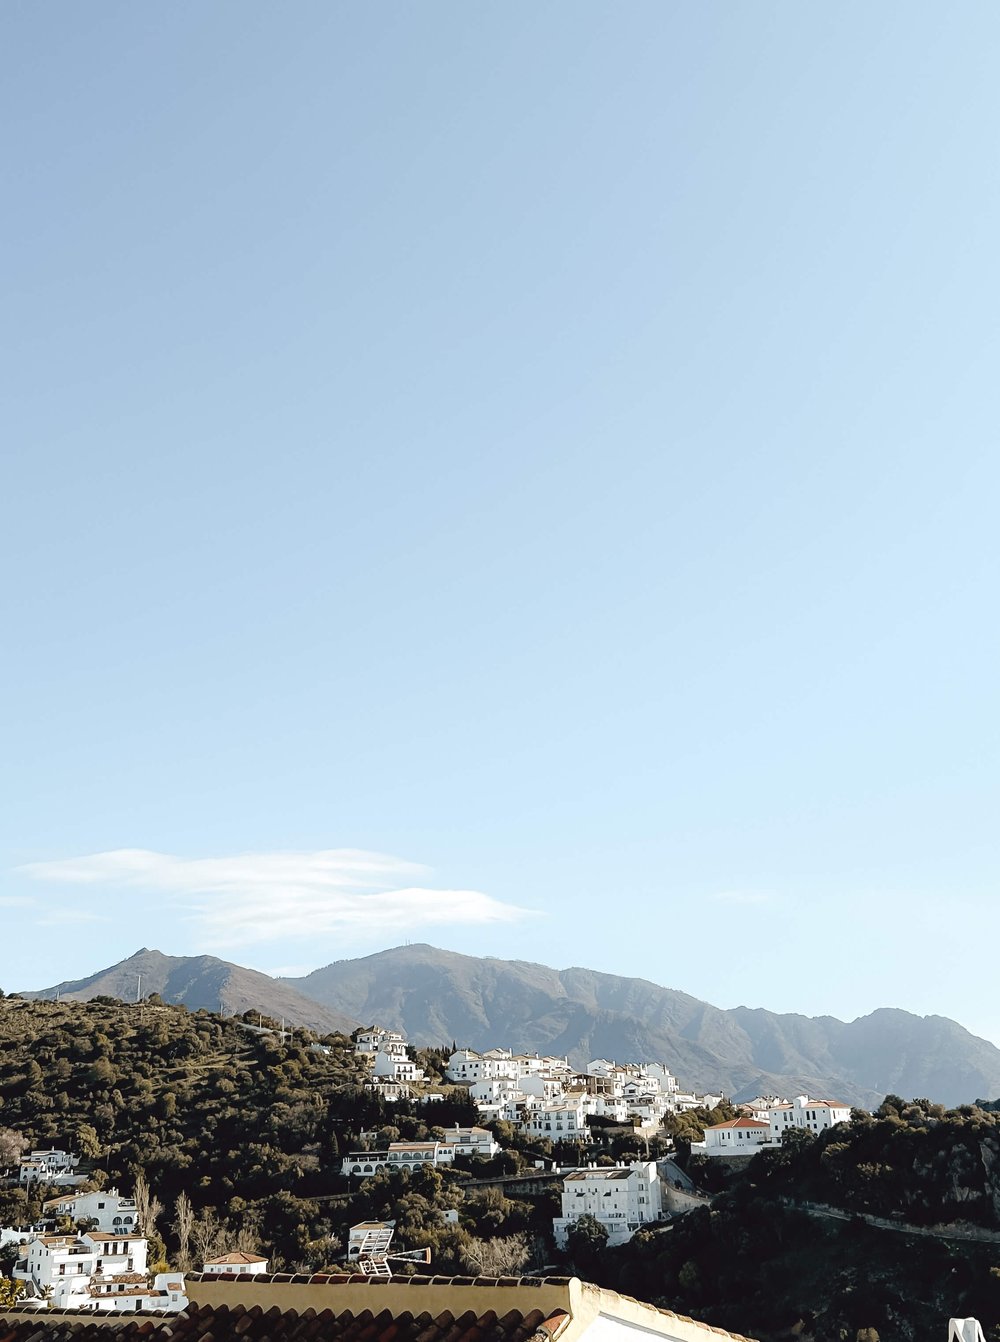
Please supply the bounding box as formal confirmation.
[4,3,999,1043]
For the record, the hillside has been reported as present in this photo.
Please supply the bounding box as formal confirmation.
[6,997,1000,1340]
[22,948,358,1036]
[283,944,1000,1108]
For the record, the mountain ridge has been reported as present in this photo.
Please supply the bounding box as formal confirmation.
[21,946,359,1036]
[22,943,1000,1109]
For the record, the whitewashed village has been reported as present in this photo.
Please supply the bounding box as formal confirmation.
[342,1025,854,1249]
[0,1023,856,1309]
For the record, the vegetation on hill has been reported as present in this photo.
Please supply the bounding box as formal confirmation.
[7,995,1000,1342]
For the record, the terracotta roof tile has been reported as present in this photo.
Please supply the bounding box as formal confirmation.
[0,1301,563,1342]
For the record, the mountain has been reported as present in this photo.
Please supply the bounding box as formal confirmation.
[281,943,1000,1108]
[22,947,359,1036]
[24,944,1000,1108]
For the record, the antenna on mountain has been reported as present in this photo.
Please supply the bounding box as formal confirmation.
[136,974,142,1004]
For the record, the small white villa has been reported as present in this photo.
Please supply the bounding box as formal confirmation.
[202,1251,268,1276]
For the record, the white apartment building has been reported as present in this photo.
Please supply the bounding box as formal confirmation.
[521,1099,588,1141]
[341,1126,499,1177]
[553,1162,663,1249]
[202,1252,268,1276]
[43,1189,139,1234]
[700,1117,771,1156]
[769,1096,851,1139]
[341,1140,456,1178]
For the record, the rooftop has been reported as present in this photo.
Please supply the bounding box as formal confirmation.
[563,1168,634,1181]
[0,1275,758,1342]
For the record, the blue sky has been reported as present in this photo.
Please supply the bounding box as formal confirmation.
[5,3,1000,1048]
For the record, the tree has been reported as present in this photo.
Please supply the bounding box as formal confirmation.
[133,1171,163,1237]
[0,1278,24,1307]
[0,1129,26,1170]
[173,1192,194,1270]
[73,1123,101,1160]
[566,1215,609,1275]
[190,1209,226,1266]
[460,1233,531,1278]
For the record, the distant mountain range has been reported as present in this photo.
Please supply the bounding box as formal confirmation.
[23,943,1000,1109]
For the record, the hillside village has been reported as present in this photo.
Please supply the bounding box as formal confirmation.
[0,1009,859,1314]
[8,997,1000,1342]
[342,1024,855,1248]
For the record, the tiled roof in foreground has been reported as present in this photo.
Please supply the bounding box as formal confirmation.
[0,1273,759,1342]
[0,1300,560,1342]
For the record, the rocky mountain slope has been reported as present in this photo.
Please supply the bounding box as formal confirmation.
[22,947,358,1035]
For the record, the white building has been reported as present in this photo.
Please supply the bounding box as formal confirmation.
[769,1096,851,1139]
[373,1050,424,1083]
[699,1117,771,1156]
[443,1126,500,1159]
[14,1229,185,1312]
[521,1098,588,1142]
[673,1092,724,1113]
[43,1189,139,1234]
[355,1027,407,1057]
[347,1221,395,1261]
[19,1150,82,1187]
[553,1162,663,1249]
[341,1140,456,1177]
[446,1050,519,1084]
[202,1252,268,1276]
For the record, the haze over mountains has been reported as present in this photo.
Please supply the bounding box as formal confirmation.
[23,943,1000,1109]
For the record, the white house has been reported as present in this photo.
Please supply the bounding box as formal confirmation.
[768,1096,851,1140]
[673,1092,724,1113]
[19,1150,82,1187]
[741,1095,785,1121]
[347,1221,395,1261]
[446,1050,519,1084]
[43,1189,139,1234]
[553,1162,663,1249]
[699,1117,771,1156]
[355,1027,407,1057]
[442,1126,500,1159]
[13,1229,185,1312]
[202,1251,268,1276]
[85,1270,187,1312]
[373,1050,424,1083]
[469,1078,521,1105]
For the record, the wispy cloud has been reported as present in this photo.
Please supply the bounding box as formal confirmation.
[17,847,534,946]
